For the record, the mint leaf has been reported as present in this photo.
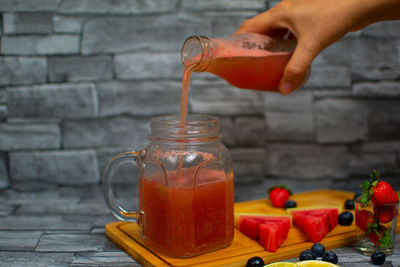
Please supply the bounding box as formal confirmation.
[361,181,370,190]
[379,228,393,248]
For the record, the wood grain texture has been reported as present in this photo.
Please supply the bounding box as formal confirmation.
[106,189,400,267]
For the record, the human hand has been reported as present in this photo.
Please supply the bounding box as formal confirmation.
[235,0,379,94]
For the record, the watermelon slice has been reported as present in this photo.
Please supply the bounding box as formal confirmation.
[287,206,340,243]
[235,213,292,252]
[259,221,289,252]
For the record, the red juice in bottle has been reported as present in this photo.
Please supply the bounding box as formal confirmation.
[181,33,296,92]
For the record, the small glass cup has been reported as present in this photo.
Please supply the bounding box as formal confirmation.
[355,197,398,256]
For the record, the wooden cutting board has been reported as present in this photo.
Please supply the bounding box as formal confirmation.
[105,189,400,267]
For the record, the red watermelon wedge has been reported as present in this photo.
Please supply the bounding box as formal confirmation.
[287,206,340,243]
[235,213,292,252]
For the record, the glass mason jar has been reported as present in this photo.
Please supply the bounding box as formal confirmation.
[355,197,398,256]
[102,114,234,258]
[181,33,296,92]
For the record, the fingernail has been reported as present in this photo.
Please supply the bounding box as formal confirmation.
[279,81,293,95]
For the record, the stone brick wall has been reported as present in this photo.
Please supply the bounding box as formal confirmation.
[0,0,399,198]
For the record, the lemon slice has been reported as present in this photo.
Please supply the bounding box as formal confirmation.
[264,263,296,267]
[295,260,339,267]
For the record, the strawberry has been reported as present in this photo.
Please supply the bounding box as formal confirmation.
[371,180,399,205]
[268,185,291,208]
[360,170,399,205]
[374,205,397,223]
[355,209,375,231]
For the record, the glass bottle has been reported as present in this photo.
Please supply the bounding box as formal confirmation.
[102,114,234,258]
[181,33,296,92]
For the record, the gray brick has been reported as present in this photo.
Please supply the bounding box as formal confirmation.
[351,141,400,153]
[0,90,6,103]
[210,14,258,37]
[266,144,349,179]
[53,15,85,33]
[2,35,80,55]
[9,181,59,193]
[48,56,113,82]
[234,116,265,146]
[263,90,313,112]
[0,57,47,86]
[0,0,60,12]
[4,188,79,205]
[63,116,150,148]
[352,64,400,82]
[190,80,264,116]
[9,150,100,185]
[82,15,208,54]
[115,52,182,80]
[15,201,108,216]
[98,80,180,117]
[59,0,179,14]
[362,21,400,38]
[315,98,370,143]
[0,215,92,231]
[367,100,400,141]
[0,123,60,150]
[318,38,398,66]
[182,0,266,11]
[0,205,14,216]
[265,111,315,141]
[191,99,264,116]
[0,252,73,267]
[316,99,400,143]
[36,233,106,252]
[304,66,351,88]
[71,252,139,267]
[3,12,53,34]
[352,81,400,97]
[312,89,352,98]
[219,117,235,147]
[349,152,399,176]
[191,98,264,116]
[0,231,42,251]
[231,148,265,183]
[7,83,98,119]
[0,105,6,122]
[0,152,8,189]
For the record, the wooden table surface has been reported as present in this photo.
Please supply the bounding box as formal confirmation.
[0,184,399,266]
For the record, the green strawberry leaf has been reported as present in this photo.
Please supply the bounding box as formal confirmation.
[379,228,393,248]
[360,170,382,204]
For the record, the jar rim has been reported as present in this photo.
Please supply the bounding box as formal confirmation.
[149,114,221,142]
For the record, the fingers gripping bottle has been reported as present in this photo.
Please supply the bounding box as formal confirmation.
[181,33,296,92]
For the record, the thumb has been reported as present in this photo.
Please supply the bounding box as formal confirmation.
[279,40,318,95]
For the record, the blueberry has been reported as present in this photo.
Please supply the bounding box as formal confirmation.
[284,200,297,209]
[311,242,325,257]
[354,191,362,200]
[371,251,386,265]
[246,256,264,267]
[322,251,338,264]
[299,249,316,261]
[345,199,355,210]
[338,211,354,226]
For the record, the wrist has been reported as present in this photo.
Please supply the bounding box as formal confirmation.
[352,0,400,29]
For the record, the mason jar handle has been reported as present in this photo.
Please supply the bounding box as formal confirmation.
[102,151,141,222]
